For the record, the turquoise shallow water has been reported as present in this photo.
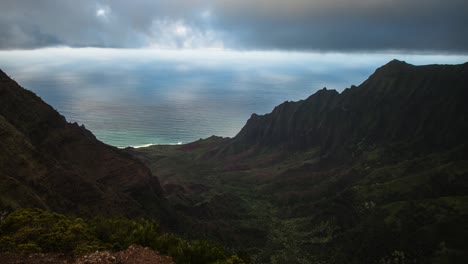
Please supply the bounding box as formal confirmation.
[1,48,466,147]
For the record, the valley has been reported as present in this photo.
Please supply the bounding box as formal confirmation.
[1,60,468,263]
[130,60,468,263]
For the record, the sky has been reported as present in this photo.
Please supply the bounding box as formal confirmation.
[0,0,467,52]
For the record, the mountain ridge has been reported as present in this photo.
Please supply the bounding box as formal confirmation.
[0,69,168,219]
[232,60,468,155]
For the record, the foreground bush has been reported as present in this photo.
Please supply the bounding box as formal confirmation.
[0,208,246,264]
[0,208,98,253]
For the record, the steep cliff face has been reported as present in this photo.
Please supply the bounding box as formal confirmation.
[234,60,468,155]
[0,69,165,217]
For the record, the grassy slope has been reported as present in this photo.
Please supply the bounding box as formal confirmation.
[0,115,50,210]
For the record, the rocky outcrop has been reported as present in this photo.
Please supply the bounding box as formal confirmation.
[0,245,175,264]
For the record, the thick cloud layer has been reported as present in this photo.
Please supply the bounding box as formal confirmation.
[1,0,467,52]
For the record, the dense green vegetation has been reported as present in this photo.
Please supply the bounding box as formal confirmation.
[132,139,468,264]
[0,208,246,264]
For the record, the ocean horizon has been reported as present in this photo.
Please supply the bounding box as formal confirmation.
[1,48,467,147]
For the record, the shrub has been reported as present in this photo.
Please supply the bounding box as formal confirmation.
[0,208,97,253]
[90,217,161,250]
[0,208,248,263]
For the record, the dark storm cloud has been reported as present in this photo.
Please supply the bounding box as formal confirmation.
[0,0,467,52]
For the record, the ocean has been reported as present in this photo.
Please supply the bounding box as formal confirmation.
[1,48,466,147]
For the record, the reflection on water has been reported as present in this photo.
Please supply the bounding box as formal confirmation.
[1,48,466,147]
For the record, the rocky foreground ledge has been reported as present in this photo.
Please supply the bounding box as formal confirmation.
[0,245,174,264]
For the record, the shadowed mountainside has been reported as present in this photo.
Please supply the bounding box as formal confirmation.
[233,60,468,154]
[132,60,468,263]
[0,69,167,218]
